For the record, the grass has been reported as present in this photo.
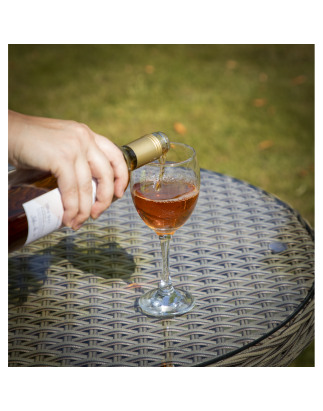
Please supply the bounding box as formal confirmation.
[8,45,314,366]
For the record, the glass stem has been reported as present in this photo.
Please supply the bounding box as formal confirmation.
[159,234,174,295]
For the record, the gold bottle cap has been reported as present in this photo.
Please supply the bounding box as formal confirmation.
[126,134,163,168]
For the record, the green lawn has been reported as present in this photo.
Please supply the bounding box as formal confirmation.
[8,44,314,366]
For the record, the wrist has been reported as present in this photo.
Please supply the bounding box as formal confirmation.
[8,111,42,168]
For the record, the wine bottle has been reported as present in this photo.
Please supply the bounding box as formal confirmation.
[8,132,170,253]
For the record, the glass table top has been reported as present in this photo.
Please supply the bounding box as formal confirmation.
[8,169,314,366]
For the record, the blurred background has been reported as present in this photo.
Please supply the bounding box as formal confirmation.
[8,44,314,366]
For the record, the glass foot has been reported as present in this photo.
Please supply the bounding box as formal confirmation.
[139,287,195,317]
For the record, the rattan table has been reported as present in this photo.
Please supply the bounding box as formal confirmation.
[8,169,314,367]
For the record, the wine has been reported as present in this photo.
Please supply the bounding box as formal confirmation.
[155,151,166,192]
[8,132,170,253]
[131,179,199,236]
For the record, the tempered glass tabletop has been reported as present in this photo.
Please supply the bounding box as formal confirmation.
[8,169,314,366]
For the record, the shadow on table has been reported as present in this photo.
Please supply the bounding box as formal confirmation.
[8,237,136,306]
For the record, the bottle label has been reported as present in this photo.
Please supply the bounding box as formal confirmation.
[22,179,97,246]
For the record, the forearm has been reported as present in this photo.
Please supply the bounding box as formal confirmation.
[9,110,52,168]
[8,110,76,170]
[8,110,25,166]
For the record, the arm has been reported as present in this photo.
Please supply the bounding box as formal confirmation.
[8,110,128,230]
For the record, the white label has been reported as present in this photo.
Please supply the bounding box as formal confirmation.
[22,178,97,245]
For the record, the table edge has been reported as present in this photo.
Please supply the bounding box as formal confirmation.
[192,168,315,367]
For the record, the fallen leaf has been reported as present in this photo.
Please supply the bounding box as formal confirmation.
[267,106,276,115]
[259,73,268,82]
[31,50,39,59]
[253,98,267,107]
[292,75,306,85]
[258,140,273,150]
[226,60,237,70]
[173,122,187,135]
[145,65,155,74]
[299,169,308,177]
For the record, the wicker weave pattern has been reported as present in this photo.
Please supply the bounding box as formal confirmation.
[208,293,314,367]
[8,170,314,366]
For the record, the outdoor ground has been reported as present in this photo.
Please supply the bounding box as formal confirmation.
[8,44,314,366]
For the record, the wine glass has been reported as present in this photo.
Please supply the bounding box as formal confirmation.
[130,142,200,317]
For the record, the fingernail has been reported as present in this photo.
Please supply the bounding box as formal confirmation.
[73,224,83,231]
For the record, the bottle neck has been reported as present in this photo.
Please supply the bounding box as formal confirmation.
[120,145,137,171]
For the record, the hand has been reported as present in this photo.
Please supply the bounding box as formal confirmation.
[8,110,128,230]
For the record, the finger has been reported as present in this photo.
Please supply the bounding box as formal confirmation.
[93,134,129,198]
[87,146,115,219]
[54,162,79,228]
[72,156,93,230]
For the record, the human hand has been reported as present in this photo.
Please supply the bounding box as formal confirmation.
[8,110,128,230]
